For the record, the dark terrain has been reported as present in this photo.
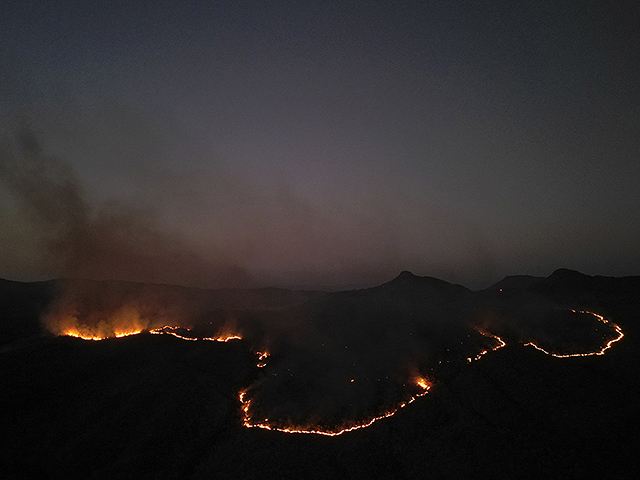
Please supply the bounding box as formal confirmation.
[1,269,638,479]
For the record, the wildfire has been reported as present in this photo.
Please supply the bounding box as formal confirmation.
[416,376,431,390]
[523,310,624,358]
[203,335,243,342]
[467,310,624,362]
[149,325,198,341]
[51,305,149,341]
[238,376,433,436]
[255,351,269,368]
[148,326,242,342]
[65,323,244,343]
[149,325,183,335]
[54,307,624,438]
[467,329,507,363]
[62,328,143,341]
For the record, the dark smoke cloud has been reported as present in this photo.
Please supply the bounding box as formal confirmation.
[0,128,252,288]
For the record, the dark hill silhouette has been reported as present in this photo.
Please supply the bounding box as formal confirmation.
[0,279,56,347]
[484,274,544,291]
[0,277,318,348]
[527,269,640,307]
[0,269,638,478]
[376,270,470,294]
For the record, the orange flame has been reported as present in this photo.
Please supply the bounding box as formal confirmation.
[149,325,243,342]
[467,329,507,362]
[53,307,623,437]
[523,310,624,357]
[53,305,148,340]
[203,334,243,342]
[63,327,143,341]
[468,310,624,362]
[255,351,269,368]
[238,376,433,436]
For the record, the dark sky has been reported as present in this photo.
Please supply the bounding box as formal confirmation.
[1,0,639,289]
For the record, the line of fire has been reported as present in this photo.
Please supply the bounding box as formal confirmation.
[53,309,624,437]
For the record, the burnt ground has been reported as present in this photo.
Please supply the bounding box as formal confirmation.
[1,270,638,479]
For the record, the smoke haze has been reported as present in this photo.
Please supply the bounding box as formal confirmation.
[0,128,252,288]
[32,269,621,430]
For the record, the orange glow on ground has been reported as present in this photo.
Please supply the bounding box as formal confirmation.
[523,310,624,357]
[56,308,624,437]
[62,328,143,341]
[415,376,431,390]
[52,305,148,341]
[238,376,433,436]
[149,326,242,342]
[149,325,190,334]
[203,334,243,342]
[148,325,197,341]
[468,310,624,362]
[64,324,244,343]
[467,329,507,362]
[255,351,269,368]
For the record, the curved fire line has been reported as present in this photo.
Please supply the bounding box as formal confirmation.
[467,329,507,363]
[57,309,624,436]
[522,310,624,358]
[238,376,433,437]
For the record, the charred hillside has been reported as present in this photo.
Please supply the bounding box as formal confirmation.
[0,269,638,479]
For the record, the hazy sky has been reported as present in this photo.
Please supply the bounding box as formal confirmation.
[1,1,639,289]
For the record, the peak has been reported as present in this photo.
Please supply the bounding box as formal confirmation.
[396,270,418,279]
[379,271,469,293]
[548,269,588,279]
[388,271,437,285]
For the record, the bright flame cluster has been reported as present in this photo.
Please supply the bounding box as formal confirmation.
[62,327,143,341]
[238,376,432,436]
[50,305,151,341]
[63,323,244,343]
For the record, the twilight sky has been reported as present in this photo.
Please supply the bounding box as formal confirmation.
[1,0,639,289]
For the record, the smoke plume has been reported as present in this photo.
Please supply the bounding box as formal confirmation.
[0,128,252,288]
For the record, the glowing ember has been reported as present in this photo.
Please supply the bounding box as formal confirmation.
[238,376,433,436]
[168,332,198,341]
[523,310,624,357]
[203,335,243,342]
[255,351,269,368]
[415,376,431,390]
